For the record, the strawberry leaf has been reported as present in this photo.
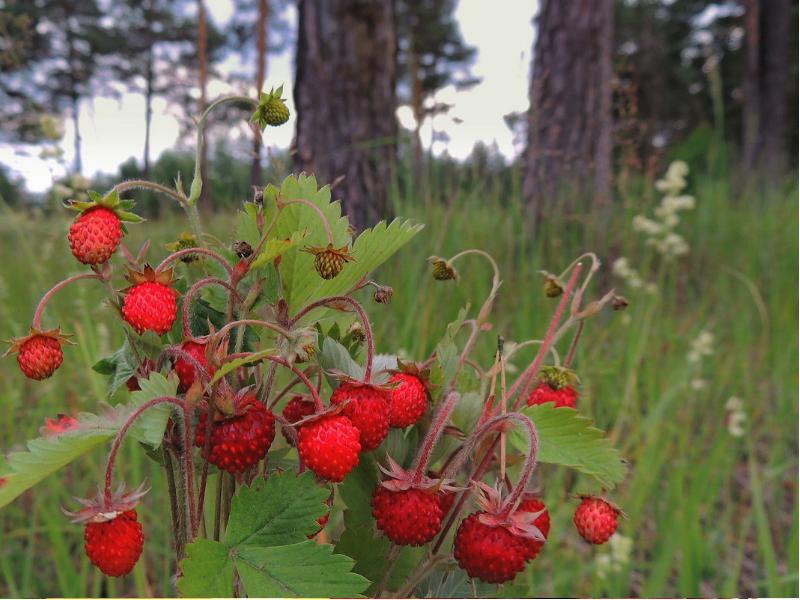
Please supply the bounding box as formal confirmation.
[509,404,627,489]
[176,540,233,597]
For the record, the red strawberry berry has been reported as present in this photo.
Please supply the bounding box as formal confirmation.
[371,486,443,546]
[281,395,316,446]
[438,489,456,516]
[573,496,619,544]
[68,206,123,265]
[516,497,551,560]
[297,415,361,482]
[330,383,390,451]
[387,373,428,428]
[526,381,578,408]
[16,334,63,380]
[195,395,276,474]
[83,509,144,577]
[175,341,213,392]
[454,512,529,584]
[121,266,178,336]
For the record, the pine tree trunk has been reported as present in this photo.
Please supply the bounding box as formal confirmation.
[197,0,210,207]
[294,0,397,230]
[250,0,269,189]
[144,47,154,177]
[522,0,614,215]
[742,0,790,175]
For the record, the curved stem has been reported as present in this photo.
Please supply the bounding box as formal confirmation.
[156,247,233,277]
[563,320,585,369]
[32,272,104,329]
[211,319,292,344]
[268,368,317,409]
[499,339,560,369]
[279,197,335,244]
[508,262,583,410]
[221,353,323,410]
[290,296,376,382]
[112,179,187,207]
[103,396,184,505]
[497,414,538,515]
[448,249,501,287]
[182,277,242,338]
[410,391,461,483]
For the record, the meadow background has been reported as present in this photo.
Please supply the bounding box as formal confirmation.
[0,0,798,597]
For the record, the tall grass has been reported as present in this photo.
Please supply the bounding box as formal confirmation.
[0,164,796,597]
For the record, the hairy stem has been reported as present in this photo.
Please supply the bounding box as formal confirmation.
[32,272,104,329]
[156,247,233,277]
[410,391,461,483]
[182,277,242,338]
[221,353,324,410]
[279,197,335,244]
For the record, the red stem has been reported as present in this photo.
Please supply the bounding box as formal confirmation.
[222,353,324,410]
[410,391,461,484]
[290,296,375,382]
[156,247,233,277]
[210,319,292,343]
[103,396,184,506]
[182,277,242,338]
[509,263,583,410]
[32,273,103,329]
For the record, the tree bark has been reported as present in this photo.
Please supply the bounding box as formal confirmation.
[294,0,397,230]
[250,0,269,189]
[742,0,790,175]
[522,0,614,215]
[197,0,210,206]
[144,46,154,177]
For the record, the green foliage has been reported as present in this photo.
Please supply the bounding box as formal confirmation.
[179,472,369,598]
[0,373,177,509]
[510,405,627,490]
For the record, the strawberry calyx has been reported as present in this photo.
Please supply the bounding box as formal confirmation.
[377,457,463,495]
[64,189,144,224]
[538,365,580,390]
[64,482,148,524]
[3,326,74,356]
[122,264,179,290]
[473,481,546,543]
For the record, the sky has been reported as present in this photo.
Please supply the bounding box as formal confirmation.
[0,0,537,193]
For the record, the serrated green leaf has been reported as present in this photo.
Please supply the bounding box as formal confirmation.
[235,203,262,248]
[224,471,329,547]
[509,405,627,489]
[251,232,306,271]
[235,541,369,598]
[177,539,233,597]
[0,374,178,509]
[92,338,138,397]
[318,337,364,385]
[209,347,277,385]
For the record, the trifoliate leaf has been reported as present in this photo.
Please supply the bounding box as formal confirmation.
[509,405,627,489]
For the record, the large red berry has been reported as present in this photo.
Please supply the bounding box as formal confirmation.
[122,282,178,335]
[16,335,63,380]
[454,512,528,584]
[526,381,578,408]
[175,341,213,392]
[574,496,619,544]
[330,383,390,451]
[387,373,428,428]
[516,497,551,560]
[281,395,316,446]
[68,206,123,265]
[371,486,443,546]
[195,395,276,474]
[83,509,144,577]
[297,415,361,482]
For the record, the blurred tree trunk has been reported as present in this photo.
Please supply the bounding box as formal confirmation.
[410,44,424,183]
[294,0,397,230]
[197,0,210,206]
[250,0,269,189]
[522,0,614,215]
[742,0,789,175]
[143,46,154,177]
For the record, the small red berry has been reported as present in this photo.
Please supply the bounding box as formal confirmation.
[516,497,551,560]
[83,509,144,577]
[573,496,619,544]
[438,489,456,516]
[371,486,443,546]
[387,373,428,428]
[526,381,579,408]
[195,395,276,474]
[68,206,123,265]
[281,395,316,446]
[16,334,63,380]
[330,383,390,451]
[174,341,213,392]
[297,415,361,482]
[122,282,177,335]
[454,512,528,584]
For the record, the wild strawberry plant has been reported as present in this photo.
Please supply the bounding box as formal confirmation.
[1,88,629,597]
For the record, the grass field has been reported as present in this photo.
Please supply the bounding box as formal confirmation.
[0,165,797,597]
